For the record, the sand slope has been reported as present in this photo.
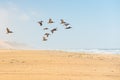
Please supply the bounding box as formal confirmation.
[0,50,120,80]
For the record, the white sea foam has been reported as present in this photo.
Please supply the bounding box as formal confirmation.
[53,48,120,54]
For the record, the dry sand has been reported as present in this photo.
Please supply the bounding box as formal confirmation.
[0,50,120,80]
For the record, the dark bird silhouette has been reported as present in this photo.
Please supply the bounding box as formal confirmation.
[43,28,49,30]
[60,19,66,24]
[51,28,57,34]
[38,21,43,26]
[42,36,47,41]
[44,33,50,37]
[6,27,13,34]
[65,26,72,29]
[64,23,70,26]
[48,18,54,23]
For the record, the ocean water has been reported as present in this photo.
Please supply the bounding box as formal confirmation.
[54,48,120,54]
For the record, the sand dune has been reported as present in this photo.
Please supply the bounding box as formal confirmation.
[0,50,120,80]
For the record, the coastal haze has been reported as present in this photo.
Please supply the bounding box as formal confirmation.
[0,0,120,80]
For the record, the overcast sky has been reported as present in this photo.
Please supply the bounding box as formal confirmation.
[0,0,120,49]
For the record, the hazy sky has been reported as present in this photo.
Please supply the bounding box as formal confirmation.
[0,0,120,49]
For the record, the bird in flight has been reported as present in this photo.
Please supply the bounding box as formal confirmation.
[44,33,50,37]
[6,27,13,34]
[36,18,72,42]
[42,36,47,41]
[60,19,66,24]
[38,21,43,26]
[51,28,57,34]
[48,18,54,24]
[65,26,72,29]
[43,28,49,30]
[64,23,70,27]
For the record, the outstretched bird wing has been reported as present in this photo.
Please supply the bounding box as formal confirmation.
[6,27,13,34]
[65,26,72,29]
[64,23,70,26]
[51,28,57,33]
[38,21,43,26]
[6,28,9,33]
[60,19,66,24]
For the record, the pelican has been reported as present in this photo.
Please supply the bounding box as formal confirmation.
[60,19,66,24]
[65,26,72,29]
[64,23,70,26]
[6,27,13,34]
[44,33,50,37]
[48,18,54,23]
[42,36,47,41]
[38,21,43,26]
[43,28,49,30]
[51,28,57,34]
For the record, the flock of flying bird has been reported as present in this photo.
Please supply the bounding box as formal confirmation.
[38,18,72,41]
[6,18,72,41]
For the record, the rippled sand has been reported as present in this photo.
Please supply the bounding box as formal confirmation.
[0,50,120,80]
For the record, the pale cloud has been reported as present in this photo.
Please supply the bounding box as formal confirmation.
[0,3,33,49]
[0,2,32,35]
[0,2,42,49]
[0,40,32,49]
[19,14,30,22]
[0,3,31,26]
[0,2,42,26]
[0,40,14,49]
[31,11,41,18]
[0,8,10,26]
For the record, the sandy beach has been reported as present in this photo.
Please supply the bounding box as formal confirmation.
[0,50,120,80]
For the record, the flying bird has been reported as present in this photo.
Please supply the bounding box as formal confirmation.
[38,21,43,26]
[43,28,49,30]
[51,28,57,34]
[65,26,72,29]
[44,33,50,37]
[64,23,70,26]
[60,19,66,24]
[6,27,13,34]
[42,36,47,41]
[48,18,54,23]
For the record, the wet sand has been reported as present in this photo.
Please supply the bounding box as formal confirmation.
[0,50,120,80]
